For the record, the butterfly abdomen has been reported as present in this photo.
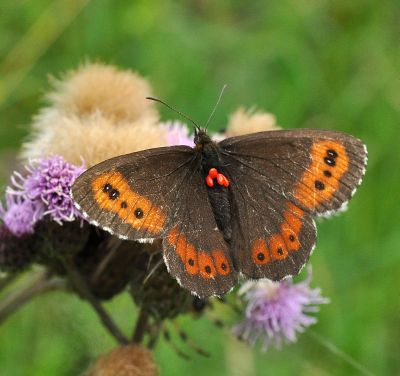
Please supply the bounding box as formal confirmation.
[207,186,232,241]
[200,141,233,241]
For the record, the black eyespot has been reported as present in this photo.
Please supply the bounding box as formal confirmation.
[315,180,325,190]
[188,258,194,266]
[205,265,211,274]
[327,149,338,158]
[257,252,265,261]
[289,235,295,242]
[121,201,128,209]
[134,208,144,218]
[221,263,227,270]
[103,183,112,193]
[277,247,283,255]
[109,189,119,200]
[323,170,332,177]
[324,157,336,166]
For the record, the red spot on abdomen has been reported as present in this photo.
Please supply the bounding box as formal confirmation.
[206,168,230,188]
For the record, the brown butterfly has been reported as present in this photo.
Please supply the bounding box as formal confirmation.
[71,103,367,298]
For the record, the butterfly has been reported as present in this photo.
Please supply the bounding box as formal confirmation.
[71,111,367,298]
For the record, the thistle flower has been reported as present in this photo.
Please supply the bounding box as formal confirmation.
[0,194,42,236]
[45,63,158,123]
[1,156,84,235]
[20,156,85,224]
[86,344,159,376]
[162,120,194,147]
[21,64,167,167]
[232,270,328,351]
[226,107,279,137]
[23,113,168,167]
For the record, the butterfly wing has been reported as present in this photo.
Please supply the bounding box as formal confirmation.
[72,146,195,241]
[162,164,237,297]
[219,129,367,280]
[72,146,237,297]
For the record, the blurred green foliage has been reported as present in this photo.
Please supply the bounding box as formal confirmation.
[0,0,399,375]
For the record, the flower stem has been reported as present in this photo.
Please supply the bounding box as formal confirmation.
[0,271,65,325]
[63,260,129,345]
[132,307,149,344]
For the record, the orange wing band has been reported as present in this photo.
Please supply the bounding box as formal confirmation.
[92,171,166,236]
[294,140,349,209]
[166,227,231,278]
[252,202,305,265]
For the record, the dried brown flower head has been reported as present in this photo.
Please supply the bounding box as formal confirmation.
[21,64,169,167]
[225,107,279,137]
[46,63,158,123]
[22,113,166,167]
[86,344,159,376]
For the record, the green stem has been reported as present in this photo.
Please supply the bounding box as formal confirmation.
[0,271,65,325]
[132,307,149,344]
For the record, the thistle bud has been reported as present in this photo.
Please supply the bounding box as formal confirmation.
[85,344,159,376]
[0,225,38,272]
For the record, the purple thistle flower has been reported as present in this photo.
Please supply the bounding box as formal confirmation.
[232,269,329,351]
[162,121,194,147]
[2,156,85,232]
[0,194,42,237]
[23,156,85,224]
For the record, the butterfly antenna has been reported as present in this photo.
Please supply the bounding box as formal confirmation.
[205,84,227,131]
[146,97,201,132]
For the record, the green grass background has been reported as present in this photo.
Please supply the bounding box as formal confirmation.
[0,0,399,375]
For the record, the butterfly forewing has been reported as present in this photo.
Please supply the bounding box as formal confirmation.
[72,146,195,240]
[220,129,367,216]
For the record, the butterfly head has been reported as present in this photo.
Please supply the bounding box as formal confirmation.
[194,128,212,150]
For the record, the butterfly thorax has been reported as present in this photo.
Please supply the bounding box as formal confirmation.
[194,129,233,242]
[194,129,212,149]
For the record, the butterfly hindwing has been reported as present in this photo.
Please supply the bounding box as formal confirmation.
[219,129,367,280]
[163,161,237,298]
[222,153,317,280]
